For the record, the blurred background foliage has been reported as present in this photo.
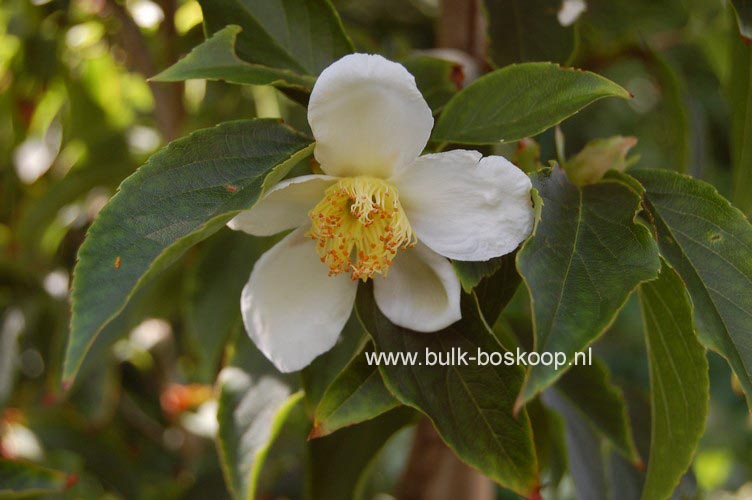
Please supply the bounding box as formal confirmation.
[0,0,750,498]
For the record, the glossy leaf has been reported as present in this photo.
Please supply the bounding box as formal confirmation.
[199,0,354,76]
[432,62,630,144]
[152,26,315,90]
[356,285,539,496]
[311,344,399,438]
[516,167,660,407]
[216,334,299,500]
[638,261,708,500]
[484,0,576,67]
[401,55,462,112]
[307,408,415,500]
[556,359,639,461]
[632,168,752,409]
[0,459,69,496]
[65,120,313,385]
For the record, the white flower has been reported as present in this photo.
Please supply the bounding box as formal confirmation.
[228,54,534,372]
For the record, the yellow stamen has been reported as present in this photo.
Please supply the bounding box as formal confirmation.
[307,176,416,281]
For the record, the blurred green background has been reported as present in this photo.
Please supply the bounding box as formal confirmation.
[0,0,750,498]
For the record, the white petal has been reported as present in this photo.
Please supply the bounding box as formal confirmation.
[308,53,433,178]
[228,175,337,236]
[241,227,357,372]
[373,243,461,332]
[393,150,534,261]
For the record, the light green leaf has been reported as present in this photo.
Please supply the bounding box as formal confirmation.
[631,168,752,410]
[0,459,69,497]
[516,167,660,407]
[731,0,752,41]
[432,62,630,144]
[307,408,415,500]
[216,334,299,500]
[483,0,576,67]
[638,261,709,500]
[556,359,639,461]
[564,135,638,186]
[199,0,354,76]
[356,286,539,497]
[311,344,399,438]
[729,28,752,216]
[401,55,461,112]
[152,26,315,90]
[65,119,313,386]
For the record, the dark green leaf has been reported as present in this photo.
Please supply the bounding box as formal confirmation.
[152,26,315,90]
[731,0,752,41]
[453,251,521,326]
[301,313,366,413]
[516,167,660,407]
[527,399,567,488]
[0,459,69,497]
[356,286,539,496]
[183,229,276,383]
[401,55,461,112]
[544,390,609,500]
[199,0,354,76]
[65,119,313,386]
[632,168,752,410]
[729,30,752,215]
[216,334,299,500]
[483,0,576,67]
[638,260,708,500]
[307,408,415,500]
[432,62,630,144]
[556,359,639,461]
[311,344,399,438]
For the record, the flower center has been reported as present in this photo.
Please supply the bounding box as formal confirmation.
[307,176,416,281]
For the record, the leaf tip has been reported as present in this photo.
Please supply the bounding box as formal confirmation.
[307,420,325,440]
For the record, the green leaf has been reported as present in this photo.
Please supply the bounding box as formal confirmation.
[729,30,752,215]
[0,459,69,497]
[631,168,752,410]
[183,229,276,383]
[638,261,709,500]
[564,135,638,186]
[556,359,639,461]
[307,408,415,500]
[432,63,630,144]
[483,0,576,67]
[516,167,660,407]
[401,55,462,112]
[453,251,521,326]
[731,0,752,41]
[199,0,354,76]
[65,119,313,386]
[216,334,300,500]
[311,344,400,438]
[356,285,539,496]
[152,26,315,90]
[301,313,366,413]
[544,390,609,500]
[527,399,567,488]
